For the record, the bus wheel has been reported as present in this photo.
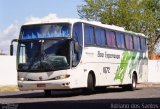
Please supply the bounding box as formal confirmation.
[86,73,95,93]
[122,74,137,91]
[44,90,52,96]
[130,73,137,91]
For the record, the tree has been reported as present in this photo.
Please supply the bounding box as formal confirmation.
[78,0,160,53]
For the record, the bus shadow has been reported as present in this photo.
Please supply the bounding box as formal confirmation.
[0,87,142,98]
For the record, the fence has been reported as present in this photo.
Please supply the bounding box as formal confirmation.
[0,56,17,86]
[148,60,160,83]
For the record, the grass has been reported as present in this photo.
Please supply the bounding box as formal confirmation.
[0,85,19,92]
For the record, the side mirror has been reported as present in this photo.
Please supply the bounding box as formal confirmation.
[74,42,79,52]
[10,39,18,56]
[10,44,14,56]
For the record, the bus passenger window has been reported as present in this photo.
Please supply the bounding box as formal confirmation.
[125,35,133,50]
[133,36,141,51]
[95,28,106,46]
[106,31,116,48]
[140,38,146,51]
[84,25,95,45]
[116,32,125,49]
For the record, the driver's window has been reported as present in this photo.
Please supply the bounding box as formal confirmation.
[72,23,83,67]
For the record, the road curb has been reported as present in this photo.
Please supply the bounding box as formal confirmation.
[137,82,160,88]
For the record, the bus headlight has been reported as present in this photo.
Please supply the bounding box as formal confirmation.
[18,77,28,81]
[19,77,24,81]
[53,74,70,80]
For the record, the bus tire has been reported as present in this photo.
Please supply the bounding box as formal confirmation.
[86,73,95,94]
[44,90,52,96]
[122,73,137,91]
[130,73,137,91]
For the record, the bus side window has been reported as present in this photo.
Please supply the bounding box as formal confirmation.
[140,38,146,51]
[125,34,133,50]
[72,23,83,67]
[73,23,83,46]
[116,32,125,49]
[84,24,95,45]
[133,36,141,51]
[106,30,116,48]
[95,27,106,47]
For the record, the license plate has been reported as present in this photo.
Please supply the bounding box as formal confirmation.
[37,84,46,87]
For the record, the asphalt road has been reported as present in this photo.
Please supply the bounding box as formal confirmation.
[0,87,160,109]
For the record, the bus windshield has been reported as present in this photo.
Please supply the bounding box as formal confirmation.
[20,23,70,39]
[17,39,70,72]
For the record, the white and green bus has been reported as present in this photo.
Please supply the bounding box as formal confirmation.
[10,19,148,96]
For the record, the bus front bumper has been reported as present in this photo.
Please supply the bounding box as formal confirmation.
[18,80,71,91]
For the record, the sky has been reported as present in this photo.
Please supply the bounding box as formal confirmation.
[0,0,83,54]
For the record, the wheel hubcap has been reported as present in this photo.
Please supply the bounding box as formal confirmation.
[133,78,136,88]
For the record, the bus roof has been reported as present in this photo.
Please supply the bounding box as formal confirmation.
[24,18,147,38]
